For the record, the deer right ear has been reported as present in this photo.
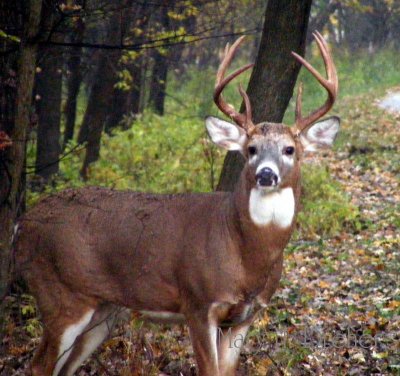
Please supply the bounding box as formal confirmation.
[205,116,247,151]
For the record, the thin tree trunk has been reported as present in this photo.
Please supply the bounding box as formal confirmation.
[79,2,123,178]
[63,16,85,147]
[104,88,130,133]
[104,5,150,132]
[34,1,63,180]
[149,53,169,115]
[148,1,171,115]
[0,0,42,334]
[307,1,338,45]
[130,60,143,115]
[217,0,312,191]
[34,46,63,180]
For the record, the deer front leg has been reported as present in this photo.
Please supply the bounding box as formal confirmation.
[187,313,219,376]
[217,323,250,376]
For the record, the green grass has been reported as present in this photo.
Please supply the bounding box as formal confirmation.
[296,165,360,239]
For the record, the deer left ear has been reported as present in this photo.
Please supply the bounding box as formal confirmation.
[299,116,340,152]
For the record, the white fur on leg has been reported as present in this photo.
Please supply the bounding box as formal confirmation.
[63,320,110,376]
[53,309,94,376]
[209,324,219,367]
[218,325,249,374]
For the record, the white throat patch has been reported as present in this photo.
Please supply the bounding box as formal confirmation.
[249,187,295,227]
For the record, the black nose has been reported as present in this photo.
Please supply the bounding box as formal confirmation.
[255,167,278,187]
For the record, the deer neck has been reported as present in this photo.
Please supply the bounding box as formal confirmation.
[229,167,301,272]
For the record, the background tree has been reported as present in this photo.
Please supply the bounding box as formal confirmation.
[78,1,127,178]
[34,0,63,181]
[63,0,86,148]
[104,4,151,133]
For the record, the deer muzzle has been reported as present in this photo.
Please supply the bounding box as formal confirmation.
[255,167,279,187]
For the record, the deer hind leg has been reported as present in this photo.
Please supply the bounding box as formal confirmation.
[217,324,250,376]
[59,304,129,376]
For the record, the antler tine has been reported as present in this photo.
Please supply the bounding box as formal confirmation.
[239,84,255,133]
[314,31,338,90]
[295,82,303,121]
[214,36,255,131]
[291,32,338,133]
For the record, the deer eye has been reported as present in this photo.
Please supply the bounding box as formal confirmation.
[284,146,295,155]
[248,146,257,156]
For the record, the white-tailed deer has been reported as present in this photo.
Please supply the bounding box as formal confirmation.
[16,32,339,376]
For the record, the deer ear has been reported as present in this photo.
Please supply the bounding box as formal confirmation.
[205,116,247,151]
[299,116,340,152]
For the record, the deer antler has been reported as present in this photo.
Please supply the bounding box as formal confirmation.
[214,36,255,133]
[291,31,338,134]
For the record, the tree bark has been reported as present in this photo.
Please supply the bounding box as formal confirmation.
[0,0,42,333]
[217,0,312,191]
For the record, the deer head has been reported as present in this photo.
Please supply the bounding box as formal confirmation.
[206,33,339,200]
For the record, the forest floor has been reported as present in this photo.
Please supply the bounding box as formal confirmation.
[1,89,399,375]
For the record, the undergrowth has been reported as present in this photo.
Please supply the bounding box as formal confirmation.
[296,165,360,239]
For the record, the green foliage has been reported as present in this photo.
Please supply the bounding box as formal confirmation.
[296,164,360,239]
[87,112,221,193]
[20,294,42,338]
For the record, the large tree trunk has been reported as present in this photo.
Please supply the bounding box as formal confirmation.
[0,0,42,335]
[34,1,63,181]
[217,0,312,191]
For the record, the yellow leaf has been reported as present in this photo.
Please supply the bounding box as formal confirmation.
[388,300,400,309]
[318,280,330,289]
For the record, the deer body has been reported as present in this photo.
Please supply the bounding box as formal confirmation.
[16,33,339,375]
[18,163,297,313]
